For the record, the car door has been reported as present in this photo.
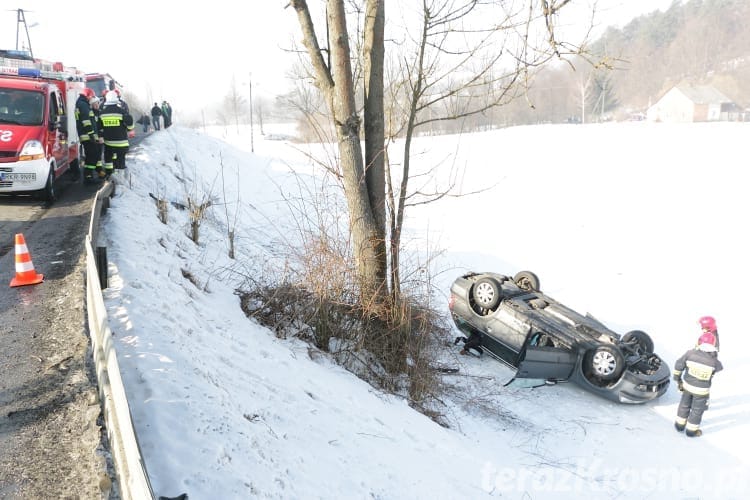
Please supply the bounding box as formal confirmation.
[482,305,531,367]
[516,335,577,380]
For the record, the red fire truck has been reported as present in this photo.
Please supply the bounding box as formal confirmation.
[0,50,84,201]
[85,72,122,98]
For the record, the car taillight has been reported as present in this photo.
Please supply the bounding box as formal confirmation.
[448,294,455,310]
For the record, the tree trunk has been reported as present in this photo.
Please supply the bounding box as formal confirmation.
[363,0,388,301]
[291,0,389,309]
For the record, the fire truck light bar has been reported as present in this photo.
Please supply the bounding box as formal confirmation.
[0,66,41,77]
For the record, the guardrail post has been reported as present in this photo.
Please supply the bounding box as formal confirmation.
[96,246,108,290]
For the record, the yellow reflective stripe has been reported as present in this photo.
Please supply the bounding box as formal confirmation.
[80,134,90,141]
[105,140,129,147]
[101,116,121,127]
[82,119,92,126]
[672,369,682,377]
[686,360,714,381]
[675,416,687,425]
[686,422,700,431]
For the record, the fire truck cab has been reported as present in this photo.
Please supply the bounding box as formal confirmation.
[85,72,122,98]
[0,52,84,201]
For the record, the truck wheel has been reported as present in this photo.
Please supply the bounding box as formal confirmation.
[68,157,81,182]
[41,166,56,203]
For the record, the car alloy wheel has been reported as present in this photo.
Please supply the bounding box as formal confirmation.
[471,277,501,311]
[589,345,624,381]
[475,282,496,306]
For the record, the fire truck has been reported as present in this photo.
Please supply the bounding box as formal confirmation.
[85,72,122,98]
[0,50,85,202]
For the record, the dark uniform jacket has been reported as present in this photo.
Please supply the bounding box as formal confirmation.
[673,348,723,396]
[75,95,98,142]
[99,103,134,148]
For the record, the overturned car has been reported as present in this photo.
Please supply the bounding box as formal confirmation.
[449,271,670,404]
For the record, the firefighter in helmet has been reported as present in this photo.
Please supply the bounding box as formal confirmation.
[673,320,723,437]
[98,90,134,179]
[75,87,99,182]
[697,315,720,351]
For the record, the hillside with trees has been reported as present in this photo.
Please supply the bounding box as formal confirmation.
[520,0,750,124]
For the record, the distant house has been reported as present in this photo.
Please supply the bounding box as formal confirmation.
[647,83,744,122]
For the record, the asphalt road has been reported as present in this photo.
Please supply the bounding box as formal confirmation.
[0,133,147,499]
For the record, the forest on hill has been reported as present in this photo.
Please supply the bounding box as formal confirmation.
[502,0,750,125]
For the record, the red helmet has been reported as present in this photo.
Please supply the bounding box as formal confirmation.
[698,315,717,333]
[698,332,717,346]
[81,87,95,99]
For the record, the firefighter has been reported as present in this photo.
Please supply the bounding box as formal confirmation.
[98,90,134,178]
[74,88,99,182]
[673,331,723,437]
[89,96,107,179]
[698,315,720,351]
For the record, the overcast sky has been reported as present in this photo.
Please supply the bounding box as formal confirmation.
[1,1,676,116]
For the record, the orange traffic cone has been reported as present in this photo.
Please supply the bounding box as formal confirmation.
[10,233,44,287]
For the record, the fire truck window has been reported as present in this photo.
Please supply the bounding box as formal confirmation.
[49,93,60,123]
[11,92,44,125]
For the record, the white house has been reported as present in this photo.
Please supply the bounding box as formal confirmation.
[647,83,740,122]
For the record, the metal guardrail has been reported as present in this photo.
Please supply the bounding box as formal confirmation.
[86,181,155,500]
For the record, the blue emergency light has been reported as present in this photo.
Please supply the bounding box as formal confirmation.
[18,67,41,77]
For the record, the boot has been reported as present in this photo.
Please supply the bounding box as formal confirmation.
[674,422,685,432]
[686,428,702,437]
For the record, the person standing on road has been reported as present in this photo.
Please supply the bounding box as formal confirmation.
[98,90,134,179]
[74,88,99,182]
[137,113,150,133]
[673,330,722,437]
[151,102,162,130]
[89,96,106,180]
[161,100,173,128]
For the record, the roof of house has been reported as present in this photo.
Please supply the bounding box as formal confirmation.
[675,83,733,104]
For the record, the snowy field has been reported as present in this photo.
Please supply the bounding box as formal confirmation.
[100,121,750,499]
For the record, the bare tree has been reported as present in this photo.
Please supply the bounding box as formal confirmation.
[222,75,246,133]
[287,0,596,311]
[289,0,388,312]
[384,0,594,296]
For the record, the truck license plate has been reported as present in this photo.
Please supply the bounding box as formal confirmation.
[0,172,36,181]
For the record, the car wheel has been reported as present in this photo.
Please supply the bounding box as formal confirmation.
[513,271,540,291]
[622,330,654,354]
[471,277,502,311]
[587,345,624,381]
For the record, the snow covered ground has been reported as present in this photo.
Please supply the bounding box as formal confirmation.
[100,121,750,499]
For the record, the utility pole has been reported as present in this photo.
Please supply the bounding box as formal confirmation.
[248,73,254,153]
[15,9,35,58]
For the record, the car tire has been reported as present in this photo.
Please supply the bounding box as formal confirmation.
[513,271,540,291]
[622,330,654,354]
[586,345,624,381]
[471,276,502,311]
